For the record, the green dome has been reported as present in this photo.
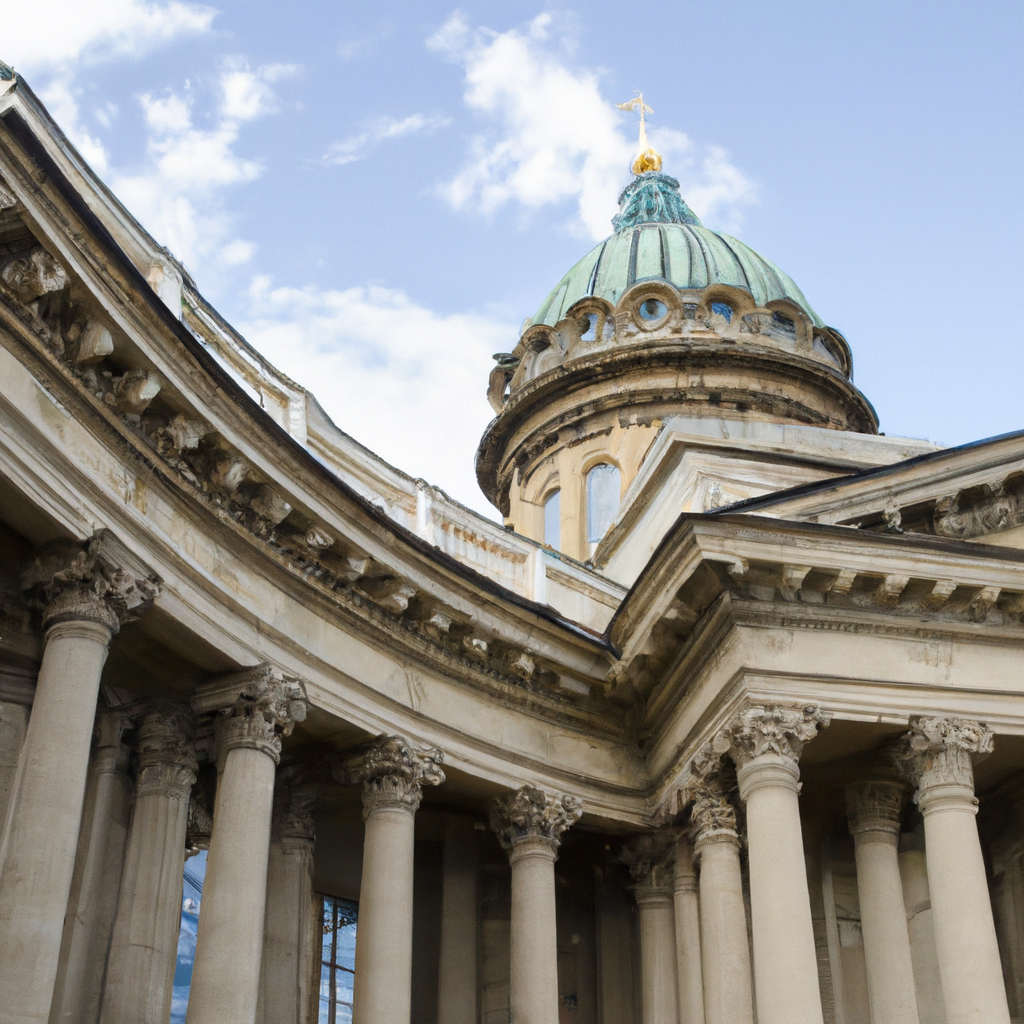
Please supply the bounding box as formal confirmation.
[533,172,823,328]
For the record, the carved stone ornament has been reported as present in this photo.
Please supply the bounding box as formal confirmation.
[0,246,68,305]
[336,735,445,817]
[193,665,309,767]
[490,784,583,851]
[889,716,995,793]
[186,796,214,857]
[934,488,1024,540]
[20,532,161,634]
[135,701,198,800]
[0,177,16,209]
[620,831,676,889]
[686,745,739,842]
[274,785,317,849]
[714,703,831,768]
[845,779,906,843]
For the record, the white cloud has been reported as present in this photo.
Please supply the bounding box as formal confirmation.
[428,13,756,239]
[2,0,214,72]
[239,277,516,515]
[324,113,451,166]
[110,61,294,269]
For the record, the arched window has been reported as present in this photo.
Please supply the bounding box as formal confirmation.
[587,464,621,547]
[544,489,561,550]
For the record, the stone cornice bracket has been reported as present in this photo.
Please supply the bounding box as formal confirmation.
[620,830,676,890]
[845,779,906,846]
[686,745,739,850]
[334,735,445,817]
[191,664,309,767]
[889,717,995,805]
[714,703,831,768]
[135,700,198,800]
[20,531,161,635]
[489,784,583,856]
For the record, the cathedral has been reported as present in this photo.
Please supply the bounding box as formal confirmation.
[1,59,1022,1024]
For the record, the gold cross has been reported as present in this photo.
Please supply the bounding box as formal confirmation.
[616,93,661,174]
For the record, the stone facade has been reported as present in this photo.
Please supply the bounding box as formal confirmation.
[1,63,1024,1024]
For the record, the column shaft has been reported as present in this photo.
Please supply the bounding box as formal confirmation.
[672,837,704,1024]
[353,803,417,1024]
[923,791,1009,1023]
[847,781,919,1024]
[50,714,132,1024]
[436,816,479,1024]
[101,704,196,1024]
[696,833,753,1024]
[256,800,317,1024]
[892,717,1011,1024]
[635,885,680,1024]
[510,837,560,1024]
[739,754,824,1024]
[0,613,114,1024]
[186,729,277,1024]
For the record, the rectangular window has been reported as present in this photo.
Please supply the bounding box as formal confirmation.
[544,489,561,550]
[320,896,358,1024]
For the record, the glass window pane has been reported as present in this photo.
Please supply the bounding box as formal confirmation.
[336,922,357,970]
[170,850,207,1024]
[336,1005,353,1024]
[587,464,620,544]
[544,490,560,550]
[335,970,354,1006]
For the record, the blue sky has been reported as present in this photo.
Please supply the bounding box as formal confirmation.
[5,2,1023,516]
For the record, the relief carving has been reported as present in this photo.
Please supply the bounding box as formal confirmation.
[135,701,198,800]
[686,745,739,842]
[934,487,1024,539]
[621,831,675,890]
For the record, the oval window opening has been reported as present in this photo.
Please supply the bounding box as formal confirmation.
[711,301,733,322]
[578,313,598,341]
[638,298,667,322]
[587,464,621,549]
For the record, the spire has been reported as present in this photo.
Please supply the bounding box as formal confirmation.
[616,92,662,174]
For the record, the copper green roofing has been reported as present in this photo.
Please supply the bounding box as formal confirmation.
[534,172,823,328]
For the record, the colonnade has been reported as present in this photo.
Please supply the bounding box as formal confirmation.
[0,545,1014,1024]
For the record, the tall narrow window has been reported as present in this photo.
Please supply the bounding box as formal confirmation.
[320,896,358,1024]
[587,464,621,547]
[544,489,561,550]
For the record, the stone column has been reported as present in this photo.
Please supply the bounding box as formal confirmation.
[688,746,752,1024]
[0,537,157,1024]
[672,834,704,1024]
[491,785,583,1024]
[185,668,307,1024]
[50,712,133,1024]
[622,832,680,1024]
[257,784,318,1024]
[717,703,830,1024]
[437,815,479,1024]
[891,717,1011,1024]
[100,702,197,1024]
[337,735,445,1024]
[0,668,34,834]
[846,779,920,1024]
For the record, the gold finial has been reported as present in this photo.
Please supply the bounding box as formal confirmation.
[616,92,662,174]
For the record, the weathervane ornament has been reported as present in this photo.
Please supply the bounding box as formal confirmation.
[616,92,662,174]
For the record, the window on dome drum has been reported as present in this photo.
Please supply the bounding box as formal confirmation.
[544,489,561,550]
[711,301,733,322]
[638,297,667,321]
[320,896,358,1024]
[771,311,796,337]
[579,313,598,341]
[587,464,621,548]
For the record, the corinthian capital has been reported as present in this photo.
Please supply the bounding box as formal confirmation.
[192,665,308,737]
[889,716,994,794]
[715,703,831,768]
[490,785,582,853]
[845,779,906,845]
[135,700,198,799]
[621,831,675,890]
[21,533,160,634]
[274,785,317,850]
[686,745,738,844]
[336,735,445,816]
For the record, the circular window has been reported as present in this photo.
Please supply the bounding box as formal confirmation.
[638,298,668,322]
